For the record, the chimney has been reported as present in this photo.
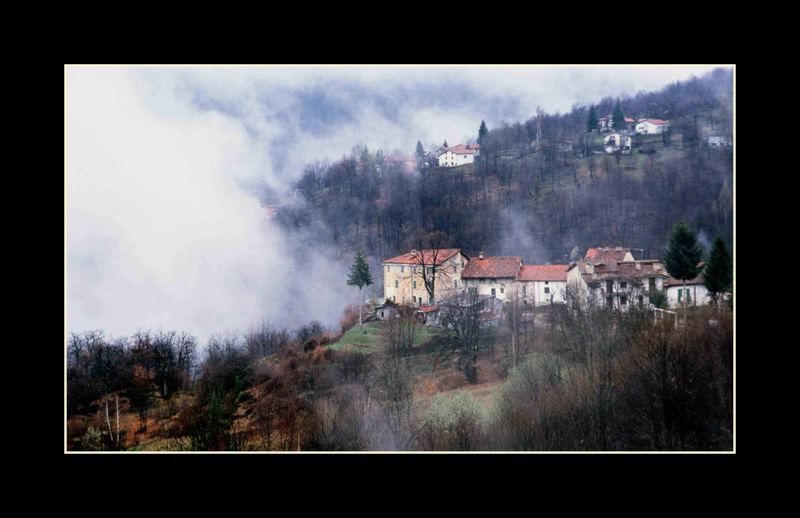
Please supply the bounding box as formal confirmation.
[479,251,484,259]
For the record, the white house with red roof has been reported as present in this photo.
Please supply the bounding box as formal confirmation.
[635,119,670,135]
[516,264,569,306]
[664,263,712,308]
[436,144,480,168]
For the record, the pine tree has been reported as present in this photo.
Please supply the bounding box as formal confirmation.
[664,221,703,312]
[415,140,425,159]
[347,250,373,327]
[587,105,598,132]
[443,140,448,148]
[612,101,625,130]
[704,236,732,305]
[478,120,489,146]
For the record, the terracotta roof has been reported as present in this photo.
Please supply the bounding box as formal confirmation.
[517,264,569,282]
[416,305,439,313]
[466,143,481,149]
[438,144,477,156]
[624,117,636,123]
[461,256,522,279]
[383,248,462,265]
[579,260,669,285]
[639,119,669,125]
[585,247,632,262]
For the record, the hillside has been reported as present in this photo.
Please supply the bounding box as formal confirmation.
[276,68,732,286]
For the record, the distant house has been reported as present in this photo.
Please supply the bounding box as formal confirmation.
[375,302,399,321]
[460,253,523,302]
[516,264,569,306]
[707,135,732,147]
[635,119,670,135]
[436,144,479,167]
[598,115,636,132]
[603,132,632,154]
[665,263,712,308]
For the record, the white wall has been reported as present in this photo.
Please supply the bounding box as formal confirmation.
[635,121,668,135]
[666,283,711,308]
[437,151,475,167]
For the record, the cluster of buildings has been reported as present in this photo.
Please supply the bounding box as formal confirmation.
[378,246,712,324]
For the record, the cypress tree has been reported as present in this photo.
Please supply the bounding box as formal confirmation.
[664,221,703,312]
[704,236,732,304]
[612,101,625,130]
[347,250,373,327]
[478,120,489,146]
[587,105,598,132]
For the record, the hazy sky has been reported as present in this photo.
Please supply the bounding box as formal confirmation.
[66,65,724,343]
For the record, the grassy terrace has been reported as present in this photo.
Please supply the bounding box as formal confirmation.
[326,321,438,354]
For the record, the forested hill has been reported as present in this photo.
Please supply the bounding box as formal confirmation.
[274,68,733,275]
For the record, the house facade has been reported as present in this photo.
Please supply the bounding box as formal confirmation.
[635,119,670,135]
[382,248,469,306]
[566,247,669,310]
[516,264,569,306]
[460,254,523,302]
[664,265,712,308]
[603,132,632,154]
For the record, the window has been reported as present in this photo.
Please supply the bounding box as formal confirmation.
[621,295,627,305]
[649,278,656,291]
[620,281,627,289]
[453,280,457,288]
[395,280,399,289]
[413,281,417,289]
[607,280,613,292]
[413,296,416,303]
[491,288,496,297]
[522,285,527,295]
[544,286,550,294]
[678,288,682,302]
[500,287,504,294]
[400,266,404,273]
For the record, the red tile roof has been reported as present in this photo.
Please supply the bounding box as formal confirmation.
[439,144,477,156]
[517,264,569,282]
[416,305,439,313]
[639,119,669,125]
[585,247,631,262]
[383,248,462,265]
[461,256,522,279]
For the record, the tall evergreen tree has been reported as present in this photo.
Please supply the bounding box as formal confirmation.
[664,221,703,312]
[478,120,489,146]
[587,105,598,132]
[612,101,625,130]
[415,140,425,159]
[347,250,373,327]
[704,236,732,304]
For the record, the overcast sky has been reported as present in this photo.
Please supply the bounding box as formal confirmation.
[66,65,726,343]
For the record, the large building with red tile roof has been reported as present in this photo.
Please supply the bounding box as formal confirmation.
[567,248,669,310]
[382,248,469,306]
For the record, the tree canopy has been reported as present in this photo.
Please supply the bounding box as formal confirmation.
[704,236,732,301]
[664,221,703,281]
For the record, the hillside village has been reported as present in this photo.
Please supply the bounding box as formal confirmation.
[67,67,733,453]
[376,245,714,326]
